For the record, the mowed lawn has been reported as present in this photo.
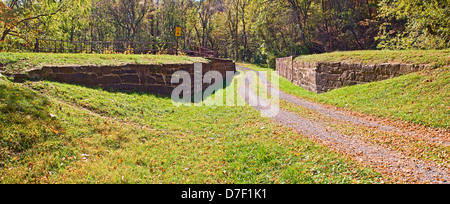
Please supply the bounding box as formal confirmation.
[0,71,384,184]
[295,49,450,68]
[0,52,209,73]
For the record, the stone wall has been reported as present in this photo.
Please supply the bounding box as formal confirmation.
[25,58,235,96]
[292,60,318,93]
[276,57,430,93]
[276,56,293,82]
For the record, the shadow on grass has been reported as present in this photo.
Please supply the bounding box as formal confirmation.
[33,70,239,104]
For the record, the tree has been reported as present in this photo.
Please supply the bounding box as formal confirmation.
[195,0,215,48]
[239,0,249,61]
[0,0,66,47]
[103,0,153,41]
[225,0,240,60]
[0,1,15,33]
[377,0,450,49]
[2,0,448,67]
[287,0,314,43]
[252,0,293,66]
[0,0,94,51]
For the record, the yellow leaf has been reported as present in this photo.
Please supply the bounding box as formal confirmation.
[52,129,59,134]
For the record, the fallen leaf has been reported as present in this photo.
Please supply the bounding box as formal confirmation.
[52,129,59,134]
[28,163,33,170]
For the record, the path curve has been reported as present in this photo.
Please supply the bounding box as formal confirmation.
[236,65,450,184]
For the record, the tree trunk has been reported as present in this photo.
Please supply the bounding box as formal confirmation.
[322,0,332,51]
[350,27,364,49]
[241,1,247,61]
[235,0,239,61]
[1,29,10,42]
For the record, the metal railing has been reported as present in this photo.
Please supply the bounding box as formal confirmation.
[34,38,217,58]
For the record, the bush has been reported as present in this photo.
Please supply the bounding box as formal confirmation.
[377,0,450,50]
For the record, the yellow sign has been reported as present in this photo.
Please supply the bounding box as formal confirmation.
[175,27,182,37]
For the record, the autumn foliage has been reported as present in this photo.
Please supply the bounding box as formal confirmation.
[0,1,16,33]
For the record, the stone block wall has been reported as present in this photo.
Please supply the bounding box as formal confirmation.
[25,58,235,96]
[276,56,430,93]
[276,56,293,82]
[292,60,318,93]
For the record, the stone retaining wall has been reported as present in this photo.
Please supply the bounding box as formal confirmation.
[24,58,235,96]
[276,57,430,93]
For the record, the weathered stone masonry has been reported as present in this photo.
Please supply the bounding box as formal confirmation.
[276,56,430,93]
[24,58,235,96]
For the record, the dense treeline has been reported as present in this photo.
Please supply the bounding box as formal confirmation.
[0,0,449,67]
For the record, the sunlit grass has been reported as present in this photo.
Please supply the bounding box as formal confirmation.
[295,49,450,68]
[0,75,384,183]
[0,52,209,73]
[238,62,449,129]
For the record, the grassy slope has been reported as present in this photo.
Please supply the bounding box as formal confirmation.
[295,49,450,68]
[240,51,450,129]
[0,52,209,73]
[0,75,383,183]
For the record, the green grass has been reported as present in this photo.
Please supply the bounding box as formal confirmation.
[295,49,450,68]
[238,62,449,129]
[0,52,209,73]
[241,62,450,170]
[0,74,384,183]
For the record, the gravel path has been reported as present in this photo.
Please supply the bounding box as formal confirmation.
[236,65,450,183]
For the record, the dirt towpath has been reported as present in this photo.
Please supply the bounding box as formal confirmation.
[236,65,450,183]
